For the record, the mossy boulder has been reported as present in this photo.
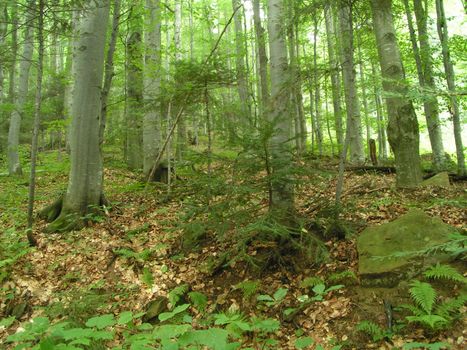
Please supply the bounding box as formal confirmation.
[357,209,457,287]
[421,172,450,188]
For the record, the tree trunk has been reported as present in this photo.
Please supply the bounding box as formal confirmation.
[338,0,364,164]
[252,0,269,117]
[404,0,446,171]
[435,0,465,176]
[46,0,110,232]
[27,0,44,245]
[174,0,186,160]
[324,3,343,149]
[101,0,122,146]
[0,3,7,106]
[125,2,144,170]
[144,0,162,178]
[313,14,323,156]
[371,62,388,160]
[7,1,35,175]
[232,0,251,123]
[370,0,422,188]
[356,32,371,157]
[268,0,294,221]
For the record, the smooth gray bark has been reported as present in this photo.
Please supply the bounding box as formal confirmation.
[371,62,388,160]
[232,0,251,123]
[143,0,162,177]
[7,1,35,175]
[371,0,422,188]
[268,0,294,220]
[125,2,144,170]
[435,0,465,176]
[404,0,446,171]
[252,0,269,117]
[324,3,344,148]
[313,15,323,155]
[338,0,364,164]
[47,0,110,232]
[0,3,7,106]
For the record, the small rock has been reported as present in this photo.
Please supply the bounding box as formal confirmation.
[421,172,450,188]
[142,296,169,323]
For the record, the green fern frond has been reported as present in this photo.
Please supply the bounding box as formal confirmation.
[400,303,424,316]
[435,294,467,319]
[300,277,324,289]
[424,264,466,284]
[235,280,259,298]
[409,281,437,314]
[355,321,384,341]
[328,270,357,283]
[169,284,189,306]
[406,314,448,329]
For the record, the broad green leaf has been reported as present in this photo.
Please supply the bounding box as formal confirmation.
[0,316,16,328]
[118,311,134,325]
[257,294,274,302]
[273,288,288,301]
[158,304,190,322]
[295,336,314,349]
[312,284,326,295]
[85,314,116,329]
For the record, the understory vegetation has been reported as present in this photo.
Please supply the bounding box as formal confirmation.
[1,147,465,349]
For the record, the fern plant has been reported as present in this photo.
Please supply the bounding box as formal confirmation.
[401,280,466,330]
[355,321,386,342]
[423,264,466,284]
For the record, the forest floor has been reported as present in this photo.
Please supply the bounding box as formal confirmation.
[0,148,466,349]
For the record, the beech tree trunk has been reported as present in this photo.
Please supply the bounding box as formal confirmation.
[403,0,446,171]
[0,3,7,106]
[46,0,110,232]
[232,0,251,123]
[338,0,364,164]
[268,0,294,221]
[7,1,35,175]
[370,0,422,188]
[324,3,344,149]
[175,0,187,160]
[252,0,269,117]
[435,0,465,176]
[125,2,144,170]
[144,0,162,178]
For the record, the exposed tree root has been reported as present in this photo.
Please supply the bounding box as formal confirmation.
[39,193,108,233]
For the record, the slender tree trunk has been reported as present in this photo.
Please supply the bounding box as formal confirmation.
[338,0,364,164]
[356,33,371,157]
[232,0,251,123]
[144,0,162,178]
[46,0,110,232]
[371,62,388,160]
[125,2,144,170]
[101,0,122,146]
[313,14,323,156]
[174,0,186,160]
[370,0,422,188]
[27,0,44,246]
[252,0,269,117]
[7,1,35,175]
[268,0,294,221]
[0,3,7,106]
[324,2,343,149]
[435,0,465,176]
[403,0,446,171]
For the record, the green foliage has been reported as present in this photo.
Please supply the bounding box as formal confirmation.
[188,291,208,313]
[327,270,358,284]
[141,267,154,287]
[355,321,386,342]
[235,280,260,299]
[300,276,324,289]
[408,281,437,314]
[423,264,466,284]
[401,280,467,331]
[257,287,288,307]
[0,228,31,284]
[294,336,314,349]
[402,342,451,349]
[168,284,190,306]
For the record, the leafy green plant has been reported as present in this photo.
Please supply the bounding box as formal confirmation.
[402,341,451,349]
[168,283,190,306]
[401,280,466,330]
[355,320,387,342]
[188,291,208,313]
[300,276,324,289]
[423,263,466,284]
[328,270,358,284]
[257,287,288,307]
[235,280,260,299]
[141,267,154,288]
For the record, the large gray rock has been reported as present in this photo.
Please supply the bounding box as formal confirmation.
[357,209,457,287]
